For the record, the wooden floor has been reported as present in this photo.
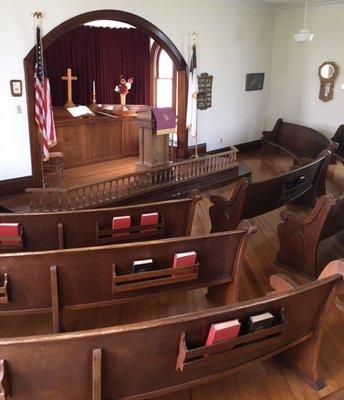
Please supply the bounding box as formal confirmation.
[1,149,344,399]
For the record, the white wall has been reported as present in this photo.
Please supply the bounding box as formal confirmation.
[267,3,344,138]
[0,0,274,181]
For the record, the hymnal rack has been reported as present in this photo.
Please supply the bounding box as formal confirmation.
[112,262,199,294]
[176,310,286,372]
[96,216,165,245]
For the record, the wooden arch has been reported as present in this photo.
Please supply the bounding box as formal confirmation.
[24,9,188,187]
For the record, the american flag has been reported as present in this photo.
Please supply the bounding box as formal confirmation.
[186,43,198,138]
[34,26,56,161]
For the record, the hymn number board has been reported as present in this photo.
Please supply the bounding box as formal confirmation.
[197,73,213,110]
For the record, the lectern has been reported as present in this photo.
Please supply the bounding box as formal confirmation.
[136,108,176,169]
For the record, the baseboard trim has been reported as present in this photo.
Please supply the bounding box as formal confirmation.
[235,139,262,153]
[207,140,261,155]
[187,143,207,157]
[0,176,33,197]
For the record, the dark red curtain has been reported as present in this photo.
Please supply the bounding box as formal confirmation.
[44,26,151,106]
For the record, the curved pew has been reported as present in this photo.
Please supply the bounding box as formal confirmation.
[261,120,338,195]
[332,125,344,164]
[209,149,333,232]
[0,194,200,252]
[0,261,342,399]
[261,119,331,164]
[276,194,344,278]
[0,221,256,333]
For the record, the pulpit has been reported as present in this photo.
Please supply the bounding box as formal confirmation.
[136,108,176,169]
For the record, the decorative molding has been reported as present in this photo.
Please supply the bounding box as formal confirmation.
[229,0,344,11]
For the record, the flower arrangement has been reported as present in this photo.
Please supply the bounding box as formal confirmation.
[115,76,134,96]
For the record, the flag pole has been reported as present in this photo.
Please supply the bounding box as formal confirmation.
[34,11,49,188]
[190,31,199,160]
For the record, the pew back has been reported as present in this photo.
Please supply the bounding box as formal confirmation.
[0,196,199,252]
[332,125,344,162]
[0,274,340,400]
[262,119,330,162]
[210,153,329,232]
[0,223,255,328]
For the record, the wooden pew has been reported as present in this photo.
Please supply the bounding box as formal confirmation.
[0,195,200,252]
[261,118,331,164]
[0,260,342,399]
[0,221,256,333]
[276,194,344,278]
[332,125,344,164]
[262,120,338,195]
[209,149,333,232]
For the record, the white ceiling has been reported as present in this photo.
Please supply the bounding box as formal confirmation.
[244,0,344,7]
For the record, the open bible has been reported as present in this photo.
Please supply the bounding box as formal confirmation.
[67,106,95,118]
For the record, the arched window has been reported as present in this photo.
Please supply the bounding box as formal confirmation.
[151,43,177,111]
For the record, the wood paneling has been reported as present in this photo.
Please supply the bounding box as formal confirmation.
[53,108,138,168]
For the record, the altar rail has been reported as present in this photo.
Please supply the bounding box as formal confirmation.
[26,149,239,212]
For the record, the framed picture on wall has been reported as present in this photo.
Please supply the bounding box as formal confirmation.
[10,80,23,97]
[246,73,265,91]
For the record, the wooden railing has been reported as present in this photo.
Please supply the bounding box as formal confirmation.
[26,149,238,211]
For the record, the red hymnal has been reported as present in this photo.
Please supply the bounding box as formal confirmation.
[112,216,131,237]
[140,212,159,231]
[172,251,197,275]
[0,223,21,246]
[205,320,241,348]
[0,223,21,237]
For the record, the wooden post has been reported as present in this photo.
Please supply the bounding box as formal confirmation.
[50,266,61,333]
[92,349,102,400]
[61,68,77,108]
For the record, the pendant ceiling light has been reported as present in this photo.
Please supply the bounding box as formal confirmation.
[294,0,314,43]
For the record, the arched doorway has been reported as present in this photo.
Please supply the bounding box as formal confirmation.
[24,10,188,187]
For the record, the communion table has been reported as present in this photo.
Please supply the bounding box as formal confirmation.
[52,106,142,169]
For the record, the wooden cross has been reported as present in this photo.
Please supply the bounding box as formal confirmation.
[61,68,77,108]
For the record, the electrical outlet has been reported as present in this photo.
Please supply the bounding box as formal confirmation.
[16,105,22,114]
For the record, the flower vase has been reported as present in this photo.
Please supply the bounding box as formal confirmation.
[114,93,137,117]
[120,93,127,106]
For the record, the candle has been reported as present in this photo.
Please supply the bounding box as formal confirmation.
[93,81,96,93]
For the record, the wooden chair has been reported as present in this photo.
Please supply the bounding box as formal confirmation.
[43,152,64,181]
[0,221,256,334]
[276,194,344,278]
[209,148,333,232]
[0,194,200,252]
[0,260,342,399]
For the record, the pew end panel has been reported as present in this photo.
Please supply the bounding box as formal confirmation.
[271,261,344,390]
[275,194,337,278]
[207,220,257,305]
[0,268,341,399]
[276,195,344,279]
[209,180,250,232]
